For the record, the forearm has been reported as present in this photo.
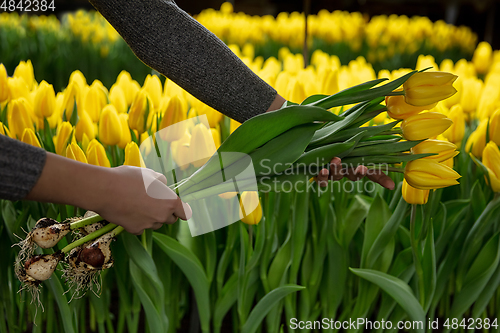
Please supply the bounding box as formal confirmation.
[89,0,277,123]
[25,152,112,211]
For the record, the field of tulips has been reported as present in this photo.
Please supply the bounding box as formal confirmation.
[2,4,500,333]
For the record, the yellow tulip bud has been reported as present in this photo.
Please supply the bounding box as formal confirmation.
[200,104,223,128]
[465,120,488,158]
[86,139,111,167]
[403,72,457,106]
[459,77,483,113]
[33,80,56,118]
[8,76,30,101]
[116,71,140,106]
[411,139,458,162]
[159,95,186,142]
[128,89,150,134]
[13,60,35,90]
[118,113,132,149]
[401,112,453,141]
[442,104,465,144]
[210,128,221,149]
[171,131,191,170]
[404,159,460,190]
[62,81,79,122]
[386,92,436,119]
[402,179,429,205]
[472,41,492,74]
[53,121,73,156]
[143,74,162,111]
[287,79,306,104]
[124,141,145,167]
[69,70,88,91]
[239,191,263,225]
[482,141,500,192]
[65,142,88,163]
[109,85,128,113]
[98,104,122,146]
[190,123,217,168]
[84,82,107,123]
[75,111,96,142]
[21,128,41,148]
[7,98,35,139]
[0,64,9,103]
[230,119,241,134]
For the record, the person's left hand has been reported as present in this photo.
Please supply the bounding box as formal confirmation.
[315,157,395,189]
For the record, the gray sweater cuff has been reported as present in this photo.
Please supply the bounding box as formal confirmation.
[89,0,277,123]
[0,135,47,201]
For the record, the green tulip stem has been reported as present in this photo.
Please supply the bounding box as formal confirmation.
[365,166,405,174]
[410,204,425,306]
[61,223,123,254]
[385,90,406,96]
[69,214,105,230]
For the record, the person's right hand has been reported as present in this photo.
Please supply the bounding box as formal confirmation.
[94,166,192,235]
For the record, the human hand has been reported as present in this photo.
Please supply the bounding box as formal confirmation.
[94,166,192,235]
[315,157,395,190]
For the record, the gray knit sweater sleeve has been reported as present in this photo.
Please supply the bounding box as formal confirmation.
[89,0,278,123]
[0,135,46,201]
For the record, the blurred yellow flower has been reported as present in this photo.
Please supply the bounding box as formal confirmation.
[86,139,111,167]
[7,98,34,139]
[465,120,488,158]
[66,142,88,163]
[190,123,216,168]
[53,121,73,156]
[98,104,122,146]
[21,128,41,148]
[489,109,500,146]
[482,141,500,192]
[118,113,132,149]
[124,141,145,167]
[239,191,263,225]
[442,104,465,144]
[159,95,186,142]
[472,41,492,74]
[33,80,56,118]
[13,59,35,90]
[0,64,9,103]
[460,77,483,114]
[171,130,191,170]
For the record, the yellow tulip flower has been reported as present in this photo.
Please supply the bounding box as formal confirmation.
[472,41,492,74]
[118,113,132,149]
[386,92,436,119]
[86,139,111,167]
[84,82,108,123]
[402,179,429,205]
[75,111,96,142]
[199,104,223,128]
[230,119,241,134]
[239,191,263,225]
[53,121,73,156]
[190,123,216,168]
[98,104,122,146]
[459,77,483,114]
[124,141,145,167]
[405,159,461,190]
[0,64,9,103]
[401,112,453,141]
[109,85,128,114]
[33,80,56,118]
[412,139,458,162]
[143,74,162,111]
[442,104,465,144]
[8,76,31,101]
[7,98,35,139]
[21,128,41,148]
[489,109,500,146]
[403,72,457,106]
[128,89,150,134]
[210,128,221,149]
[66,142,88,163]
[116,71,140,106]
[159,95,186,142]
[171,130,192,170]
[465,120,488,158]
[482,141,500,192]
[13,60,35,90]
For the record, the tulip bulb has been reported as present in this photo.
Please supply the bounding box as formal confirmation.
[24,251,64,281]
